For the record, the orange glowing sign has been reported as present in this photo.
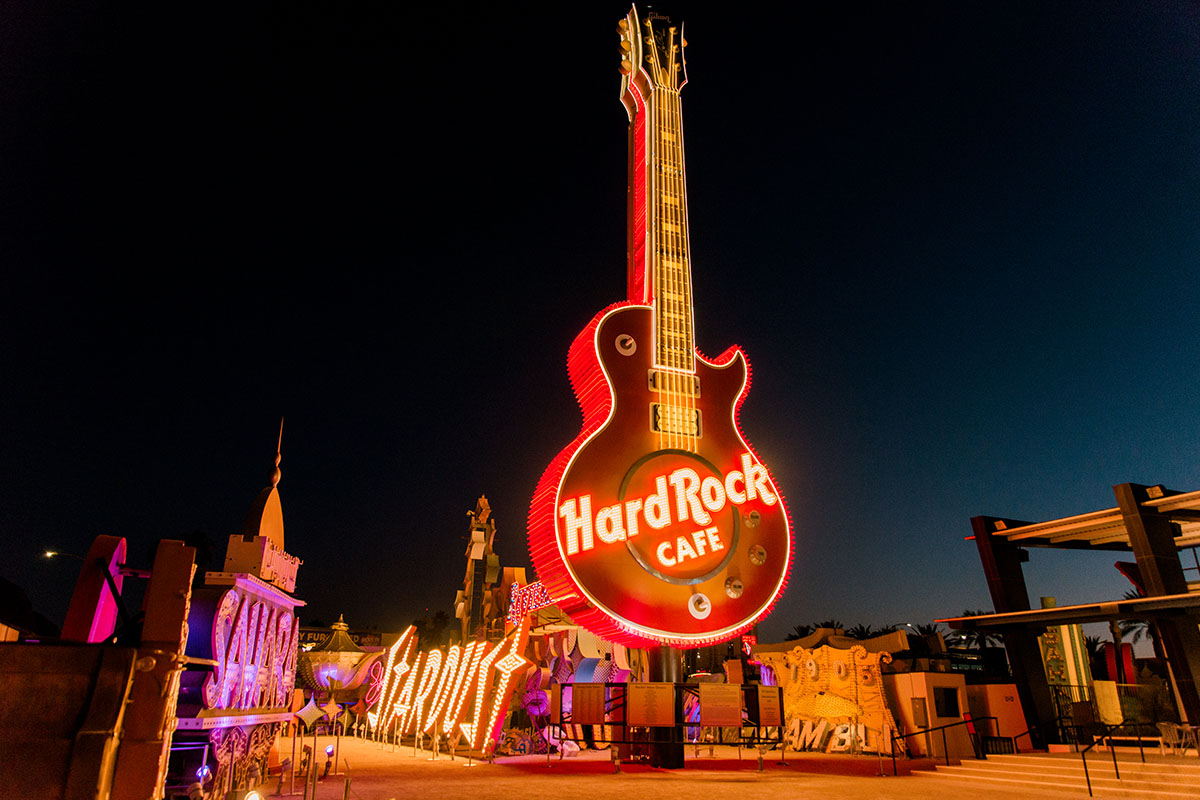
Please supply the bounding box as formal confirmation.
[526,7,792,649]
[369,621,529,754]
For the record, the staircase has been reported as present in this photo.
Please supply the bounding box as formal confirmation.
[915,752,1200,798]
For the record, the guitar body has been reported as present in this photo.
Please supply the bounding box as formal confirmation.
[528,303,791,647]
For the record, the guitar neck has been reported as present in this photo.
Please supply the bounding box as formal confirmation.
[622,9,695,374]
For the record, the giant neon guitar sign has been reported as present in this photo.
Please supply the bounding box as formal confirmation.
[528,6,793,648]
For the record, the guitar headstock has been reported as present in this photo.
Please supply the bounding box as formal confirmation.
[619,6,687,95]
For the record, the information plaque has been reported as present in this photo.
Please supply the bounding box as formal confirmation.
[572,683,606,725]
[755,686,783,727]
[698,683,743,728]
[626,682,676,727]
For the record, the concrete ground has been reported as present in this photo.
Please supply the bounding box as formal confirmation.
[270,736,1083,800]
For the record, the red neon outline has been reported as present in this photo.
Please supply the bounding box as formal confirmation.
[527,309,794,648]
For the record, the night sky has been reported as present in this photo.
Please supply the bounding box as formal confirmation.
[3,3,1198,644]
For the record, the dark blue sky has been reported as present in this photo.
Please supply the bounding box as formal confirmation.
[2,3,1197,642]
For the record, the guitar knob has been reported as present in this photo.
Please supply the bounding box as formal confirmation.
[749,545,767,566]
[687,593,712,620]
[615,334,637,356]
[724,578,744,599]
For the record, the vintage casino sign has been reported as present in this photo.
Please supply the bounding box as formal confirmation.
[368,621,530,754]
[177,574,301,732]
[202,583,300,712]
[526,7,792,649]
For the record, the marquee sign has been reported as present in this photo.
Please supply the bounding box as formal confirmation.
[202,584,300,711]
[369,621,530,755]
[526,7,793,648]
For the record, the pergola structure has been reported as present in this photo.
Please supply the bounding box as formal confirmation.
[941,482,1200,742]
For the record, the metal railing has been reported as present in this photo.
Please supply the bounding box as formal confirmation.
[889,716,996,775]
[1063,720,1156,797]
[1009,717,1156,797]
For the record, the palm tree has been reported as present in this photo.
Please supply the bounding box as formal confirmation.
[812,619,844,632]
[912,623,943,637]
[1117,589,1167,664]
[787,623,815,640]
[945,610,1003,649]
[846,623,875,640]
[1084,634,1106,679]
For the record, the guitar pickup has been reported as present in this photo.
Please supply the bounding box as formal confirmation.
[647,370,700,397]
[650,404,702,437]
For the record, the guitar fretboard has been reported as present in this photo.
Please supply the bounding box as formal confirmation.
[650,85,695,374]
[622,10,700,452]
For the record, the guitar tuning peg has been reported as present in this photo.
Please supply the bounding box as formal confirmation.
[617,19,628,34]
[619,40,631,54]
[681,38,688,48]
[619,60,633,75]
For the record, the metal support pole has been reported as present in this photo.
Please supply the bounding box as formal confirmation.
[334,719,342,774]
[646,646,684,769]
[290,723,297,795]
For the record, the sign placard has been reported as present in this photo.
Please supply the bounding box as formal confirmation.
[626,682,676,727]
[550,683,562,724]
[756,686,783,727]
[572,683,606,725]
[698,683,743,728]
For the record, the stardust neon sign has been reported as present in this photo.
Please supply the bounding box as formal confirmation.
[369,621,529,754]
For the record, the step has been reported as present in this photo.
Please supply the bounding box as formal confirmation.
[916,769,1197,799]
[985,752,1200,778]
[915,754,1200,799]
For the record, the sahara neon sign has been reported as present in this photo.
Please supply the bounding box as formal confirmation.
[202,587,300,711]
[369,621,529,754]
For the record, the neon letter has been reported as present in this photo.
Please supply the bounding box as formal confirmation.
[700,476,727,514]
[644,476,671,529]
[670,468,709,525]
[675,535,699,562]
[725,469,746,505]
[624,499,643,539]
[656,541,676,567]
[595,503,627,544]
[704,527,723,553]
[559,496,594,555]
[742,453,777,505]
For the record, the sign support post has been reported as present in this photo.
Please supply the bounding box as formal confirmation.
[647,646,684,768]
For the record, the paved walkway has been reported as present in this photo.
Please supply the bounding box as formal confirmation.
[270,737,1083,800]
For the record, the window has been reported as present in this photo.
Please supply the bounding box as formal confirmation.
[933,686,960,718]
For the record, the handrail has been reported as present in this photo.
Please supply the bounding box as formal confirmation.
[1064,720,1154,797]
[889,716,997,775]
[1072,721,1119,797]
[1011,714,1068,752]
